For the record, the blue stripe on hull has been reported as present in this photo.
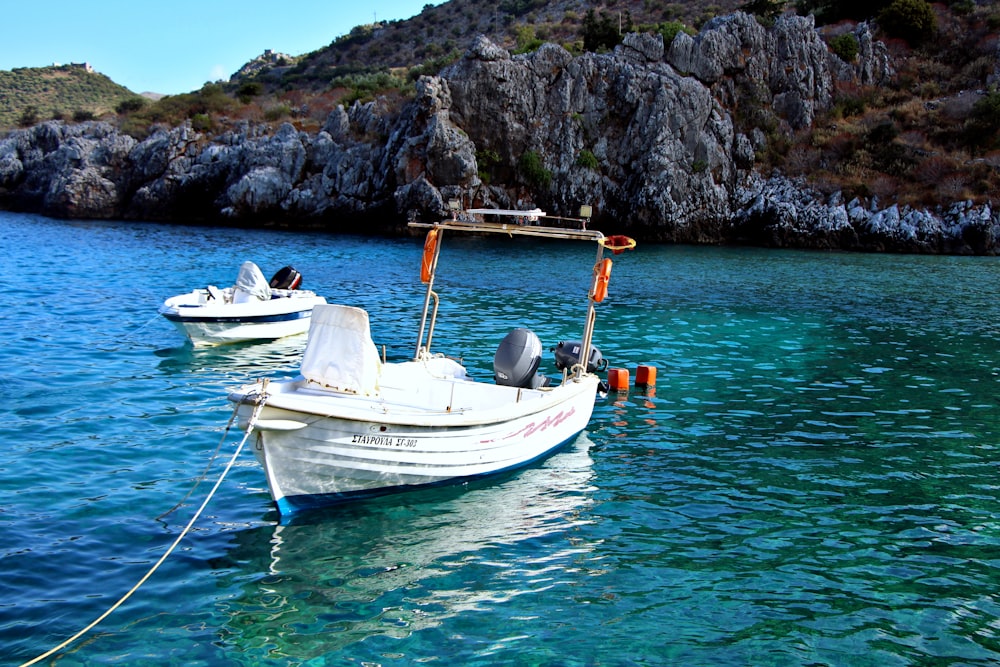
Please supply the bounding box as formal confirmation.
[162,310,312,324]
[273,429,586,518]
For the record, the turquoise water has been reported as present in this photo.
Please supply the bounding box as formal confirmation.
[3,211,1000,666]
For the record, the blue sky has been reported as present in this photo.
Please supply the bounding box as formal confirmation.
[2,1,444,95]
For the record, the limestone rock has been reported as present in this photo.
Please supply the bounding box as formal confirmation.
[0,14,996,253]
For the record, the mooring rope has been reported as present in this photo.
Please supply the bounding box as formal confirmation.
[128,313,164,336]
[156,403,240,523]
[18,379,270,667]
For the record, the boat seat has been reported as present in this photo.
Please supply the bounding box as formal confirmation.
[300,304,382,395]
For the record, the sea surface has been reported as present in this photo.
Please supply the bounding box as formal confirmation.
[3,210,1000,666]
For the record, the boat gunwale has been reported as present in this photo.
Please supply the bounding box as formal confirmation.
[231,372,601,429]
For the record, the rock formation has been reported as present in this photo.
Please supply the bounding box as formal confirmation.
[0,12,997,253]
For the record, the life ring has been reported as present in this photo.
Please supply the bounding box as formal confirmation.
[421,229,438,283]
[599,235,637,255]
[592,258,612,303]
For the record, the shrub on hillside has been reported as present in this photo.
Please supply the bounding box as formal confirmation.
[519,150,552,189]
[264,104,292,122]
[582,9,632,51]
[576,149,600,170]
[237,81,264,103]
[115,97,147,114]
[740,0,785,22]
[501,0,547,17]
[799,0,893,24]
[877,0,937,46]
[655,21,694,46]
[191,113,213,131]
[330,70,408,104]
[829,33,859,62]
[963,88,1000,151]
[513,25,545,54]
[18,106,39,127]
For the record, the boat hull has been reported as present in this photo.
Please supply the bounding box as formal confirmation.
[232,372,600,514]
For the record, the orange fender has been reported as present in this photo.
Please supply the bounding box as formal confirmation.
[421,229,438,283]
[593,257,612,302]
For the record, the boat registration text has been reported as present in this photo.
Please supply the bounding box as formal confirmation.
[351,434,418,448]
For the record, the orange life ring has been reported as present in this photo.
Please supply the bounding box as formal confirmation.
[421,229,438,283]
[599,235,637,255]
[592,257,612,302]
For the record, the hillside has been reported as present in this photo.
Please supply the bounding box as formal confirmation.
[2,0,1000,228]
[0,64,139,129]
[0,1,736,133]
[226,0,1000,210]
[256,0,749,89]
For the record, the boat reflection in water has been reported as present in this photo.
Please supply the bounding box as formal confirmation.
[155,334,306,378]
[214,435,597,659]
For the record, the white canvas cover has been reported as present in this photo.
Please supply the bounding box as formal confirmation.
[300,304,382,395]
[233,261,272,303]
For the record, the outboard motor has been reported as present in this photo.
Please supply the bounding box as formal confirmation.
[552,340,607,373]
[494,328,550,389]
[269,265,303,290]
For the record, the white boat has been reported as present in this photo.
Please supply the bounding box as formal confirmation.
[160,262,327,347]
[228,210,636,515]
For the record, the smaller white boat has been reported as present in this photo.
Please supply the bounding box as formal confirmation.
[160,262,327,347]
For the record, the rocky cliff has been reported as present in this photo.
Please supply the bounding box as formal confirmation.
[1,12,998,253]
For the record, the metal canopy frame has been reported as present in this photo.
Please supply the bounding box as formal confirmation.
[408,215,610,382]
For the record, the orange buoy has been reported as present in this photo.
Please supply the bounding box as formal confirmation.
[592,257,612,302]
[635,365,657,386]
[420,229,438,283]
[608,367,630,391]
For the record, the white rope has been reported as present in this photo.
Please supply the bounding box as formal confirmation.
[127,313,164,337]
[156,403,241,523]
[19,380,270,667]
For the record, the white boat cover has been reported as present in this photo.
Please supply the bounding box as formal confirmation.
[233,261,272,303]
[300,304,382,395]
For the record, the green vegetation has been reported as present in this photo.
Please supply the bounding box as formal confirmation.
[654,21,695,46]
[518,150,552,189]
[115,97,147,114]
[576,149,600,170]
[581,9,632,52]
[477,147,501,183]
[513,25,545,54]
[796,0,894,24]
[330,70,410,105]
[237,81,264,103]
[740,0,787,22]
[877,0,936,46]
[0,64,135,129]
[500,0,547,17]
[964,88,1000,151]
[829,33,859,62]
[408,51,462,81]
[118,83,237,138]
[333,22,384,48]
